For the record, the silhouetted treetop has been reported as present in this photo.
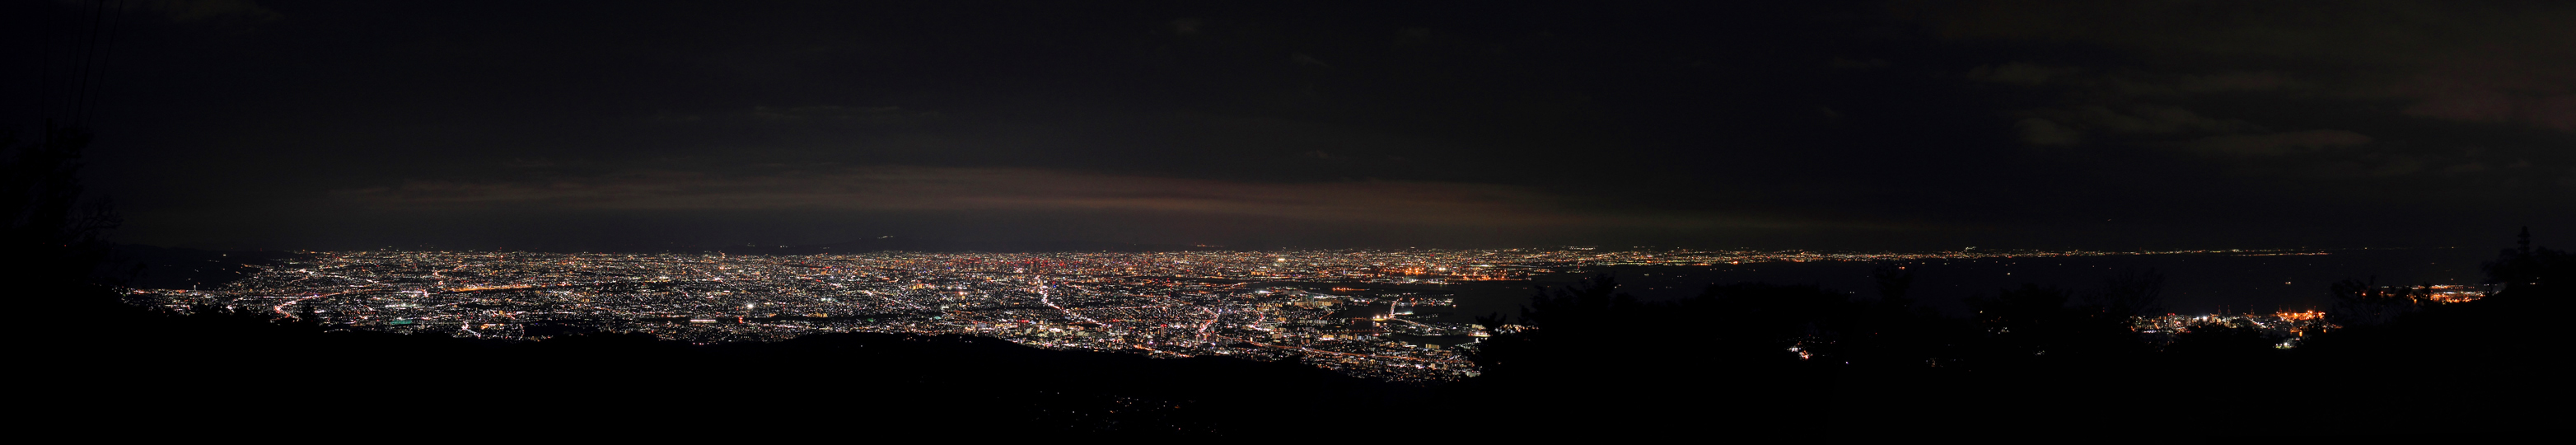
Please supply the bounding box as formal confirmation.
[2090,268,2166,318]
[2485,227,2569,294]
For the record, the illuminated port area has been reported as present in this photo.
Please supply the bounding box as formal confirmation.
[2135,311,2335,349]
[2423,284,2491,304]
[135,247,2285,381]
[2131,279,2491,349]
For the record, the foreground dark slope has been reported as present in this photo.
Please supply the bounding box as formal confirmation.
[32,298,1410,436]
[1452,233,2572,437]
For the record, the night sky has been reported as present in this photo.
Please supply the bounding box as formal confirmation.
[13,0,2571,251]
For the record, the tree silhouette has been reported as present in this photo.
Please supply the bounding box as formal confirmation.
[2325,277,2423,328]
[4,124,121,292]
[1872,263,1915,305]
[1844,264,1961,370]
[1967,283,2147,363]
[2089,268,2165,318]
[2484,227,2569,295]
[2284,229,2574,433]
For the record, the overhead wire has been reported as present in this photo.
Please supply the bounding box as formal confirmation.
[25,0,130,129]
[27,0,60,126]
[77,0,130,127]
[68,0,110,128]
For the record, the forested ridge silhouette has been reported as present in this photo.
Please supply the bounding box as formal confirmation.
[12,126,2567,438]
[1454,230,2569,437]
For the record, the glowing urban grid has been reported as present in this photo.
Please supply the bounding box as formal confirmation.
[134,247,2409,381]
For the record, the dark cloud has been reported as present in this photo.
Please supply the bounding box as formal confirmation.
[1907,0,2576,130]
[1967,62,2076,85]
[2027,105,2252,136]
[2117,71,2299,95]
[2014,118,2083,146]
[2397,58,2576,130]
[2181,130,2373,156]
[16,0,2565,251]
[148,0,280,23]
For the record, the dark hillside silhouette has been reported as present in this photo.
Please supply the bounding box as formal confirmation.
[2284,228,2574,432]
[1454,231,2568,436]
[1461,276,1887,434]
[108,244,306,289]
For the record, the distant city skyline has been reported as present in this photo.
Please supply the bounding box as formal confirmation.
[140,245,2494,381]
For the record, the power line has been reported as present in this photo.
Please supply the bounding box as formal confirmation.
[68,0,110,127]
[77,0,131,127]
[24,0,131,129]
[29,0,60,126]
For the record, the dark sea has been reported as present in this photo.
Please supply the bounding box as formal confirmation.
[1355,248,2499,322]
